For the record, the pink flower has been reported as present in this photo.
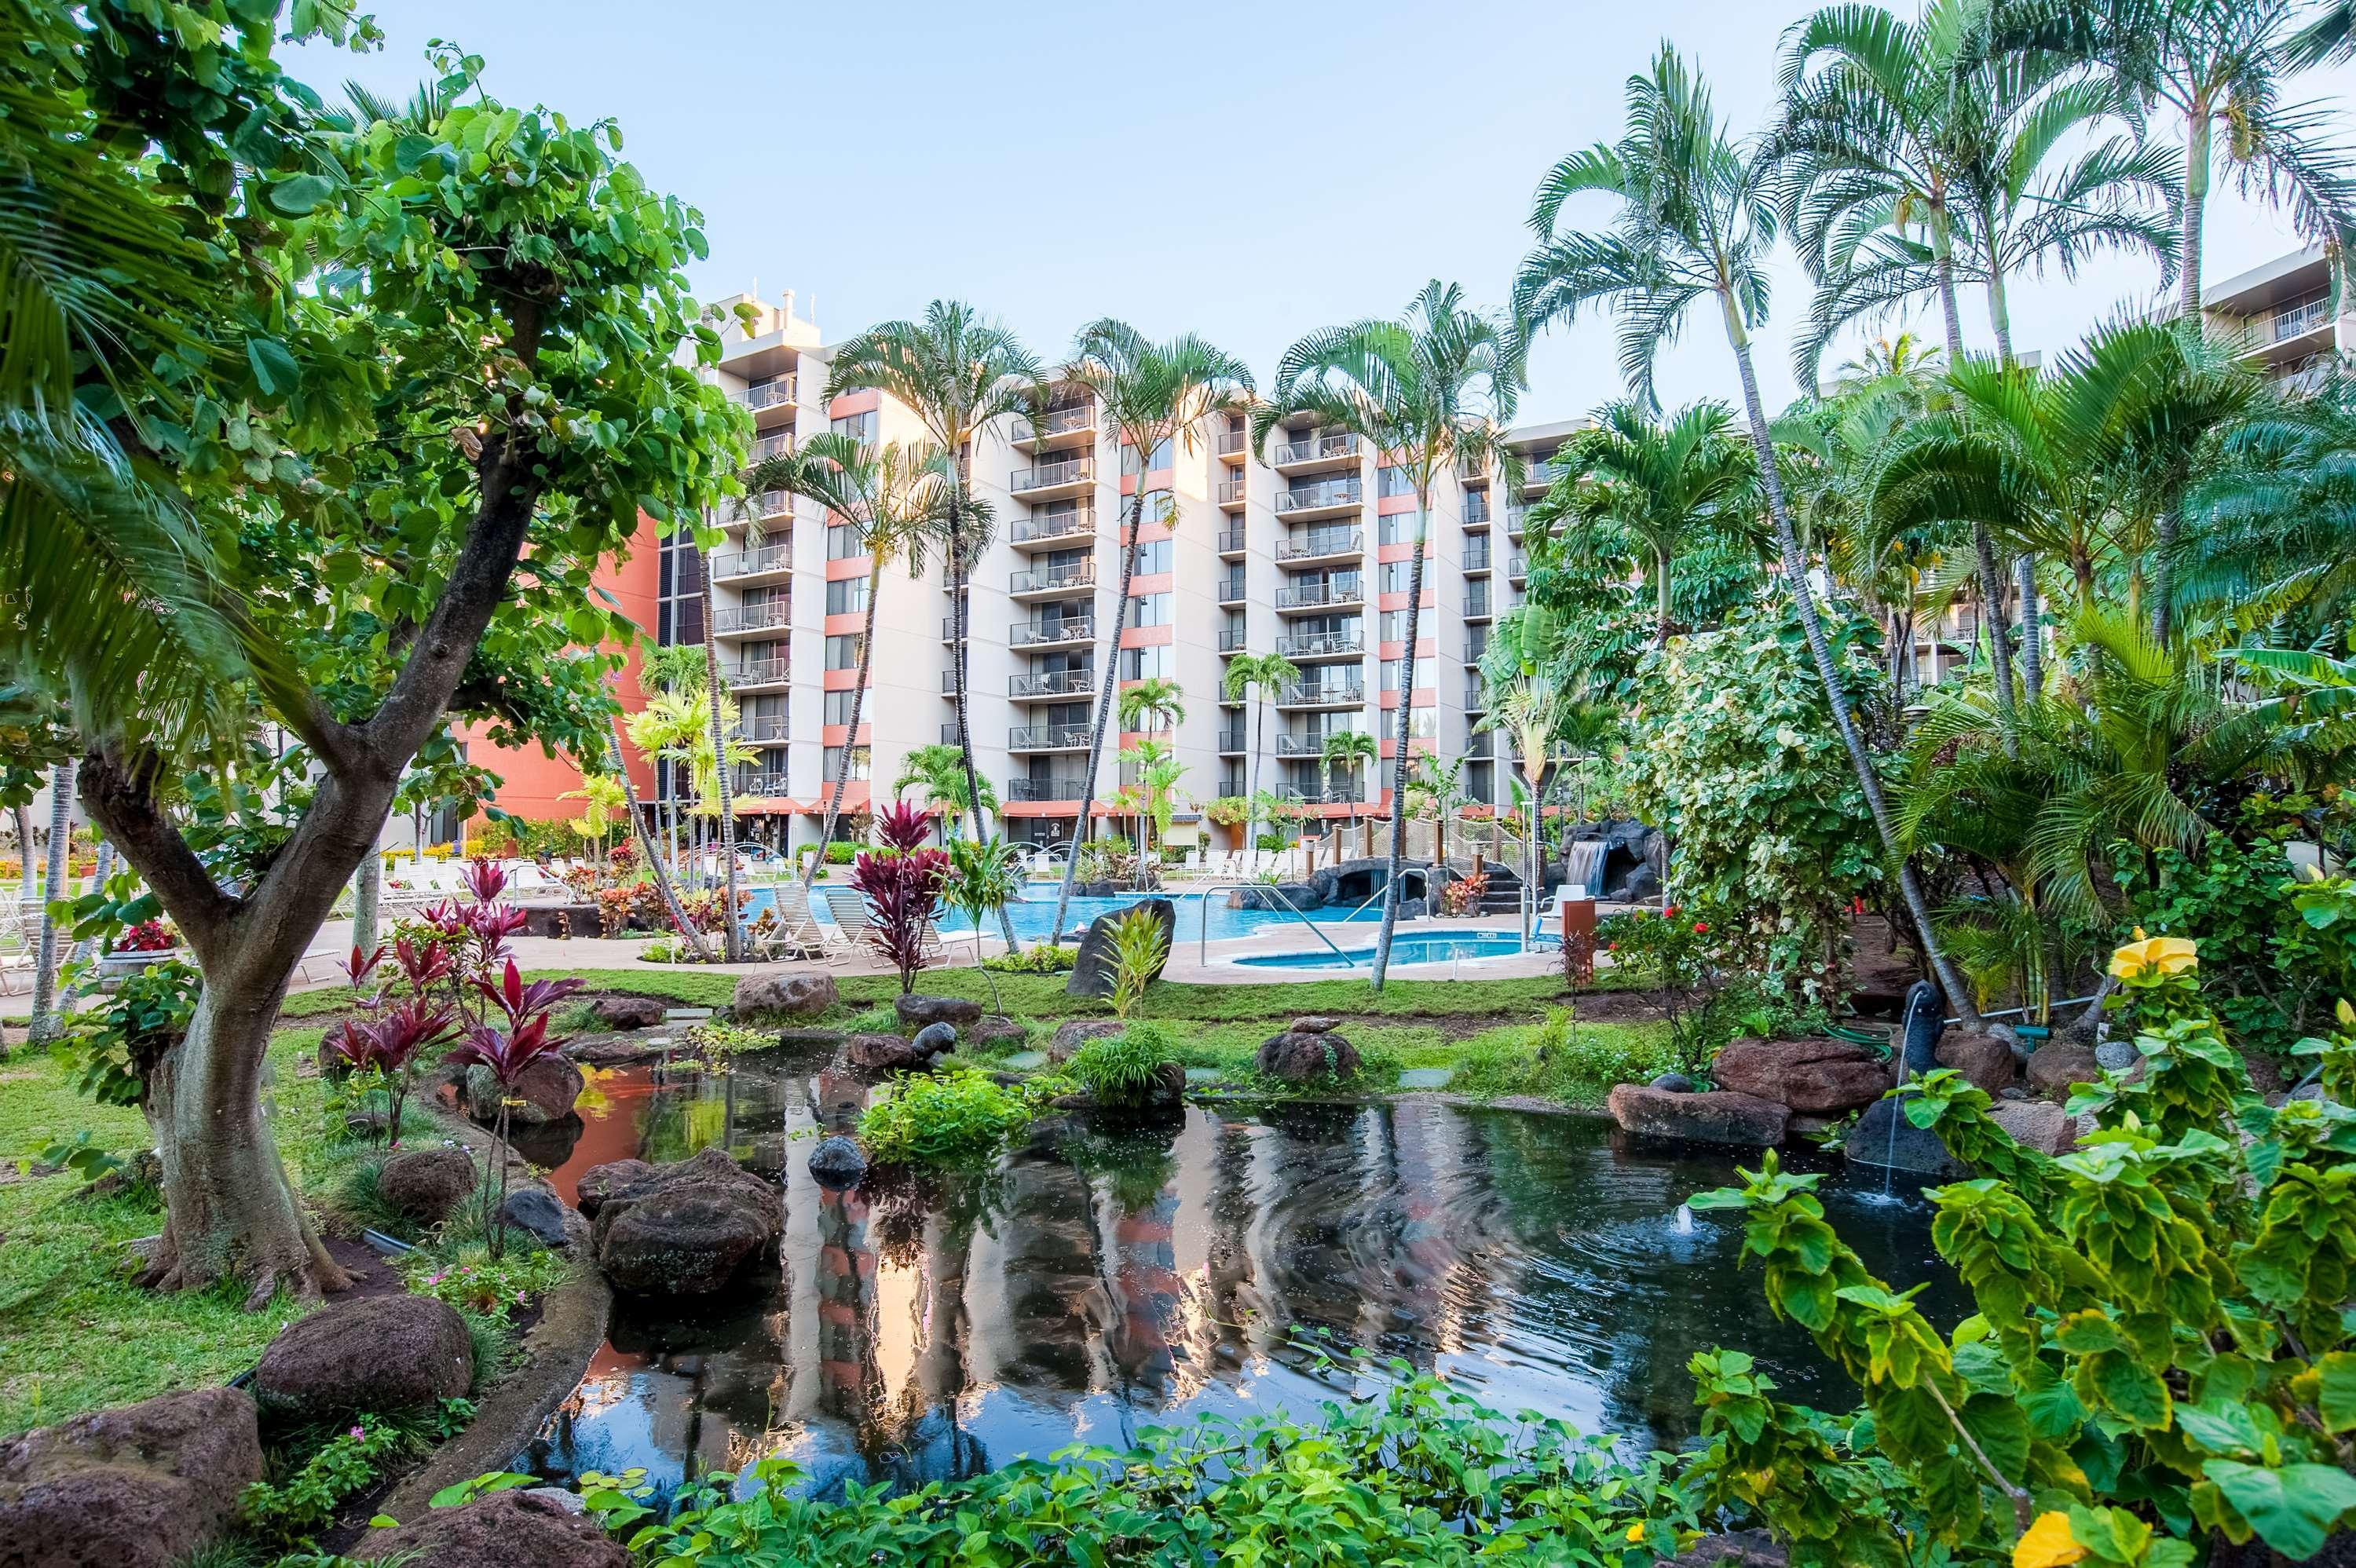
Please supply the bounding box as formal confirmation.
[349,1426,365,1438]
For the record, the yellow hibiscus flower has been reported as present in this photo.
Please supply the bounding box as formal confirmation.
[2014,1511,2087,1568]
[2109,928,2197,981]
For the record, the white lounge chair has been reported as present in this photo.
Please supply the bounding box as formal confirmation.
[818,886,875,947]
[766,883,848,963]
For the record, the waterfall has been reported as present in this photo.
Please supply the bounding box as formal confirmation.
[1563,839,1607,896]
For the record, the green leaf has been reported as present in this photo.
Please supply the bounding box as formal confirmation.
[265,173,336,214]
[2084,1351,2171,1430]
[2320,1353,2356,1435]
[2204,1460,2356,1561]
[245,338,300,398]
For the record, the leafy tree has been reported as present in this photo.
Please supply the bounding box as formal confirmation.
[941,833,1024,1012]
[1258,282,1516,992]
[1513,45,1979,1018]
[1220,650,1297,857]
[892,743,998,838]
[1319,728,1379,828]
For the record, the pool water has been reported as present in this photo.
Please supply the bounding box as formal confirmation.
[517,1051,1959,1504]
[745,884,1384,945]
[1232,930,1539,969]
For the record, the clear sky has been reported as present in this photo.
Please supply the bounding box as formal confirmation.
[298,1,2356,423]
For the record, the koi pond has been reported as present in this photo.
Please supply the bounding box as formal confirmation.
[515,1047,1955,1502]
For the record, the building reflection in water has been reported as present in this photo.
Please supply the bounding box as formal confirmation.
[525,1052,1963,1500]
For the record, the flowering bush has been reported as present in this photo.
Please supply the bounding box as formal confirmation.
[851,802,949,992]
[1440,868,1488,916]
[401,1247,570,1321]
[112,918,178,953]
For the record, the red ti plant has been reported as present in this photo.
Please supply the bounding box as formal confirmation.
[327,998,457,1150]
[446,959,585,1256]
[850,801,949,994]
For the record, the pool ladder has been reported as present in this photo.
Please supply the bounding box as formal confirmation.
[1194,879,1394,969]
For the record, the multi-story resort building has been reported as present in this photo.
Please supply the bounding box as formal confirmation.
[2201,244,2353,394]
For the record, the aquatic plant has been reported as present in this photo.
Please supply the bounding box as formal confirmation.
[1066,1021,1179,1105]
[1105,906,1169,1018]
[857,1069,1035,1167]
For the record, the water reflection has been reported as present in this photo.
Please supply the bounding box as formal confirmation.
[524,1054,1959,1500]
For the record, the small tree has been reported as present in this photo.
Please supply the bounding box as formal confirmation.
[851,802,950,993]
[446,960,584,1259]
[942,834,1024,1014]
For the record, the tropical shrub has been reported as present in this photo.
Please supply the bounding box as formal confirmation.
[401,1248,570,1323]
[59,956,199,1106]
[1105,907,1169,1018]
[1067,1022,1180,1105]
[1440,868,1487,916]
[851,802,949,992]
[1449,1008,1679,1106]
[240,1415,417,1547]
[983,944,1076,974]
[857,1069,1037,1167]
[1685,924,2356,1567]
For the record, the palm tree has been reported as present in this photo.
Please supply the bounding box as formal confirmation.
[1483,678,1567,941]
[25,762,74,1046]
[626,686,704,888]
[893,744,1000,840]
[1259,282,1516,992]
[756,433,956,890]
[1319,728,1380,833]
[1513,44,1978,1018]
[1221,652,1297,861]
[1116,736,1186,875]
[825,303,1041,862]
[1048,321,1253,944]
[1116,677,1187,888]
[606,712,707,959]
[695,514,746,960]
[1557,400,1758,647]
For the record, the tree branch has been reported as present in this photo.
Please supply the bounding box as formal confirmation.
[76,747,236,951]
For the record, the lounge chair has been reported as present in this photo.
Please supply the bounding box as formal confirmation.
[766,883,848,963]
[818,886,875,948]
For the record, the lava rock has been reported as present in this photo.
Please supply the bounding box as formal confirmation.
[1289,1016,1341,1035]
[1648,1072,1695,1093]
[464,1054,583,1126]
[808,1135,868,1190]
[2094,1035,2141,1072]
[1669,1530,1787,1567]
[844,1033,932,1075]
[1254,1030,1363,1084]
[1842,1098,1971,1179]
[591,1147,783,1296]
[1396,897,1427,920]
[1986,1099,2080,1156]
[911,1022,959,1054]
[969,1016,1028,1049]
[0,1386,262,1568]
[566,1037,668,1068]
[591,995,667,1030]
[1613,864,1663,903]
[734,972,840,1022]
[1711,1036,1892,1115]
[500,1186,573,1248]
[573,1158,654,1218]
[895,992,983,1029]
[1608,1084,1789,1147]
[1934,1027,2020,1095]
[357,1487,627,1567]
[1066,898,1176,1002]
[2026,1038,2104,1101]
[1048,1019,1128,1064]
[376,1146,477,1225]
[252,1296,474,1422]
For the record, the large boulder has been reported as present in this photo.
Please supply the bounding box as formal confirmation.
[0,1387,262,1568]
[1254,1029,1363,1084]
[1710,1037,1892,1116]
[573,1158,653,1219]
[968,1016,1028,1050]
[843,1033,934,1075]
[911,1022,959,1054]
[376,1146,478,1226]
[1935,1027,2021,1095]
[894,992,983,1029]
[2025,1038,2104,1102]
[500,1186,574,1249]
[359,1486,628,1567]
[734,972,839,1022]
[464,1054,583,1126]
[1985,1099,2080,1157]
[1067,898,1176,1002]
[1048,1019,1128,1064]
[253,1296,474,1422]
[1842,1097,1971,1179]
[1608,1084,1789,1147]
[591,995,666,1030]
[591,1146,783,1297]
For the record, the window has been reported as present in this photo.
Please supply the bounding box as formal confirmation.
[1129,591,1173,627]
[830,408,878,446]
[1377,464,1414,498]
[825,577,867,616]
[1382,656,1436,691]
[1381,610,1410,643]
[1126,538,1171,575]
[1378,511,1428,546]
[657,539,704,646]
[1121,437,1176,476]
[823,689,860,726]
[1121,645,1173,680]
[825,634,863,671]
[1383,559,1433,594]
[822,744,871,781]
[1408,707,1437,740]
[828,524,862,560]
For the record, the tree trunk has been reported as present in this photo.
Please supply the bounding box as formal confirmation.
[806,560,883,889]
[698,547,744,963]
[12,802,33,914]
[1370,491,1431,992]
[943,483,1019,954]
[610,715,708,958]
[1249,688,1268,866]
[2015,556,2043,701]
[1052,486,1145,943]
[1933,211,2019,754]
[1718,289,1980,1022]
[352,830,383,957]
[2181,104,2209,320]
[62,838,115,1018]
[27,762,75,1046]
[1654,547,1674,647]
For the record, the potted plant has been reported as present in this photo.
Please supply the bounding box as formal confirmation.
[101,918,185,978]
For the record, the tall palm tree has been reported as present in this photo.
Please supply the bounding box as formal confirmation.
[893,744,1000,842]
[1558,400,1759,647]
[607,711,707,959]
[1513,44,1978,1018]
[825,303,1041,862]
[1259,282,1516,992]
[757,433,956,890]
[1048,322,1253,945]
[1320,728,1380,832]
[25,762,73,1046]
[1116,678,1187,889]
[1221,651,1297,861]
[699,503,748,959]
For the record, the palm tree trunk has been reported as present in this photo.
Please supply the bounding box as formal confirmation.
[1933,211,2020,754]
[698,550,744,963]
[1370,492,1430,992]
[610,715,708,959]
[2181,105,2209,320]
[1654,547,1674,646]
[1985,261,2044,700]
[1718,291,1979,1023]
[12,803,34,915]
[1249,686,1268,865]
[807,561,884,889]
[944,483,1019,955]
[27,762,75,1045]
[1052,487,1145,942]
[62,838,115,1018]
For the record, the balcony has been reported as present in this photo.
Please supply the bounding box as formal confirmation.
[1012,617,1094,649]
[1011,561,1096,598]
[1281,784,1366,805]
[1008,456,1094,498]
[1464,492,1493,526]
[1509,554,1527,580]
[737,773,793,796]
[1277,678,1366,708]
[1011,509,1096,547]
[714,542,794,580]
[1216,729,1246,754]
[1009,723,1092,751]
[748,431,794,464]
[714,601,792,635]
[1010,402,1096,449]
[1217,573,1246,605]
[732,656,790,689]
[1504,505,1531,537]
[1008,776,1089,802]
[733,376,797,414]
[744,488,793,521]
[1271,432,1361,473]
[1216,477,1249,508]
[1218,627,1247,652]
[1216,527,1247,554]
[736,715,790,743]
[1277,733,1343,757]
[1216,428,1252,458]
[1011,669,1094,700]
[1463,543,1492,572]
[1277,527,1363,565]
[1520,455,1567,492]
[1464,592,1493,620]
[1276,631,1364,660]
[1275,578,1364,612]
[1464,638,1488,663]
[1274,476,1363,519]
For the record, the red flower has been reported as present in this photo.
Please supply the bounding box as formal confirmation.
[1692,920,1709,934]
[1663,904,1679,918]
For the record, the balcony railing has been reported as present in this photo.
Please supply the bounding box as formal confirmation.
[1216,429,1251,456]
[1281,784,1366,804]
[715,602,792,634]
[1216,527,1247,552]
[1012,510,1096,545]
[1274,432,1362,465]
[1012,617,1094,646]
[1011,562,1096,594]
[1009,723,1092,751]
[1463,543,1492,571]
[1219,627,1248,652]
[1504,505,1531,535]
[1277,733,1343,757]
[1278,528,1363,561]
[1216,477,1249,505]
[1008,776,1090,802]
[733,377,797,411]
[1465,592,1493,618]
[1275,477,1363,514]
[737,715,790,743]
[737,773,794,795]
[715,542,794,579]
[1509,554,1527,578]
[1012,670,1094,698]
[2268,294,2334,344]
[1217,574,1246,602]
[1275,579,1364,609]
[746,488,793,518]
[1011,404,1095,442]
[1279,679,1366,706]
[1465,493,1492,524]
[1009,456,1092,492]
[732,657,789,685]
[748,432,795,463]
[1465,686,1487,710]
[1216,729,1246,752]
[1465,638,1488,663]
[1277,632,1365,658]
[1523,455,1567,487]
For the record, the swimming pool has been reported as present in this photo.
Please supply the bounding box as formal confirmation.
[1231,930,1542,970]
[746,885,1385,945]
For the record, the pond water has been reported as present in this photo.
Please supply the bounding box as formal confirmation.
[519,1050,1957,1504]
[746,885,1385,945]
